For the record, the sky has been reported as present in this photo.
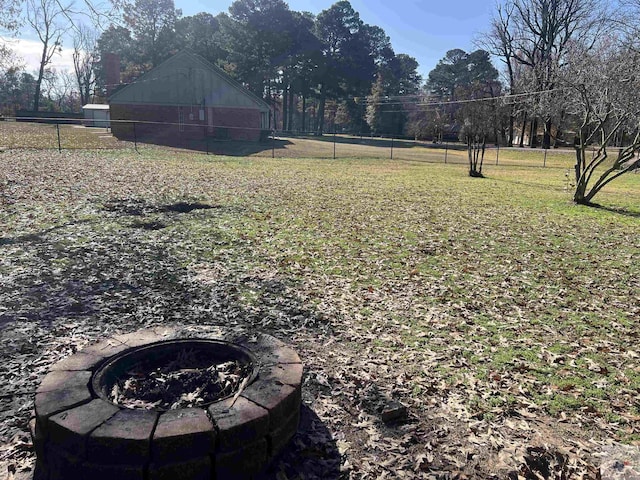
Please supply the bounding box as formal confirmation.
[7,0,497,82]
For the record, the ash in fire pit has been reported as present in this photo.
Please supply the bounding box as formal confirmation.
[93,339,258,412]
[106,346,254,410]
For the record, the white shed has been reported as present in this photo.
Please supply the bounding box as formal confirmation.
[82,104,110,128]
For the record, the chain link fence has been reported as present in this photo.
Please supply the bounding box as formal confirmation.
[0,117,583,169]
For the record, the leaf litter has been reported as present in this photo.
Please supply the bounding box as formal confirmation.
[1,149,639,479]
[109,351,252,410]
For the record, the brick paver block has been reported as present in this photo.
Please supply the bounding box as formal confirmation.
[88,408,158,464]
[81,338,130,358]
[152,407,215,461]
[208,396,269,450]
[37,370,92,393]
[215,438,268,479]
[35,385,93,426]
[241,381,299,428]
[46,445,83,480]
[233,334,302,365]
[260,362,303,388]
[81,461,145,480]
[48,399,120,458]
[268,408,300,458]
[49,353,102,371]
[29,417,47,459]
[112,330,166,348]
[149,456,211,480]
[32,458,47,480]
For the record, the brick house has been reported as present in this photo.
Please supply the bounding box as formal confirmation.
[109,50,271,143]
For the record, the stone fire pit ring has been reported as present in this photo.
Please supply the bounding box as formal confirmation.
[31,327,303,480]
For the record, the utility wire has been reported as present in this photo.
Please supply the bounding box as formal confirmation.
[360,88,566,107]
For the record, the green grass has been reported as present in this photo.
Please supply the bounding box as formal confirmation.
[0,121,131,150]
[0,122,585,169]
[157,154,637,431]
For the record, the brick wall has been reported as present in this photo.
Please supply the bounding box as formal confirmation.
[110,104,263,142]
[104,53,121,97]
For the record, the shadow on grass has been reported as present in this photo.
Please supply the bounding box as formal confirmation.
[586,202,640,218]
[257,405,341,480]
[103,199,221,216]
[0,220,93,246]
[133,134,292,157]
[0,197,335,337]
[285,133,467,151]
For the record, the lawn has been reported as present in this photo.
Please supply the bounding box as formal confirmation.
[0,140,639,478]
[0,121,132,150]
[1,121,577,169]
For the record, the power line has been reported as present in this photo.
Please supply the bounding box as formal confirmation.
[361,88,566,107]
[99,69,565,111]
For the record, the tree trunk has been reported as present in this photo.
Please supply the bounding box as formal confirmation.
[301,96,306,133]
[316,84,326,135]
[468,137,485,178]
[282,85,288,132]
[529,118,538,148]
[542,118,552,149]
[288,88,294,132]
[573,141,587,203]
[507,112,514,147]
[519,112,527,148]
[34,39,50,112]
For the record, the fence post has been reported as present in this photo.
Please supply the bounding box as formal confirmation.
[133,122,139,153]
[444,142,448,164]
[496,143,499,165]
[204,126,209,155]
[543,148,547,167]
[333,130,336,159]
[390,136,394,160]
[272,130,275,158]
[56,123,61,153]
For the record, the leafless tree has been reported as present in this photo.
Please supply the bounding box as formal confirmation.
[42,68,79,110]
[0,42,23,72]
[457,82,500,177]
[488,0,609,148]
[0,0,22,32]
[26,0,75,111]
[73,23,98,105]
[0,0,22,74]
[617,0,640,52]
[563,40,640,205]
[479,2,518,145]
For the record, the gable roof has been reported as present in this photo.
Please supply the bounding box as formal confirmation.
[109,50,271,112]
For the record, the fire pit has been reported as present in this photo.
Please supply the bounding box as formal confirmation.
[31,328,303,480]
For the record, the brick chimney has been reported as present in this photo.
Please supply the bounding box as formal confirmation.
[104,53,121,97]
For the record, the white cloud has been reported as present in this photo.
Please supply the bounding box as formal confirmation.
[7,38,76,74]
